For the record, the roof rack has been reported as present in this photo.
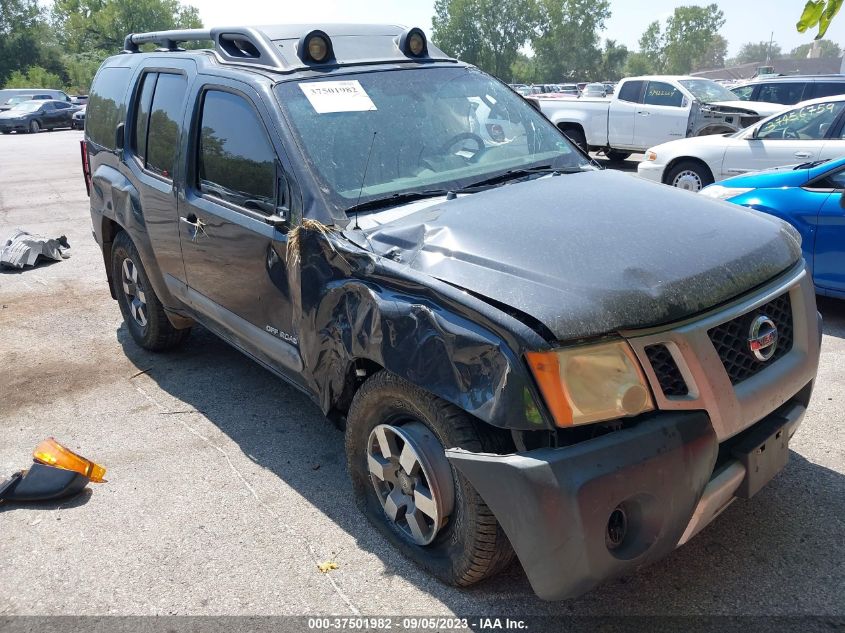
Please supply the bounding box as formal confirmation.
[122,27,287,70]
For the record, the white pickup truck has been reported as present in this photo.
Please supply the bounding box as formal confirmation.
[535,75,785,160]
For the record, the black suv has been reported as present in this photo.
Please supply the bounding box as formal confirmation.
[731,74,845,105]
[84,25,821,601]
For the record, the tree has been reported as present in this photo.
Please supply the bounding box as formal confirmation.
[532,0,611,81]
[661,4,726,74]
[52,0,203,55]
[695,33,728,70]
[0,0,45,86]
[790,39,842,57]
[432,0,538,80]
[734,41,783,64]
[599,39,629,81]
[510,53,540,84]
[4,66,62,88]
[637,21,663,73]
[797,0,843,39]
[623,52,654,76]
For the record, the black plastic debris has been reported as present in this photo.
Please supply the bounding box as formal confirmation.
[1,229,71,270]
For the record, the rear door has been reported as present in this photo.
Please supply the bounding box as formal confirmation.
[177,80,303,380]
[607,79,643,147]
[722,101,845,176]
[53,101,73,126]
[756,82,808,106]
[634,80,690,149]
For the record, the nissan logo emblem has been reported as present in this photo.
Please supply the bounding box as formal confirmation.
[748,315,778,362]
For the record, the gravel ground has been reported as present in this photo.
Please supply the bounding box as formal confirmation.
[0,130,842,618]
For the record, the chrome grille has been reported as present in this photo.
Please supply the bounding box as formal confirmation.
[707,293,793,385]
[645,344,688,397]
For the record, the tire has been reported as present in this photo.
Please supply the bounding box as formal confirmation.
[346,371,515,587]
[28,120,40,134]
[110,231,190,351]
[561,126,587,152]
[664,160,714,192]
[605,150,631,162]
[1,131,10,135]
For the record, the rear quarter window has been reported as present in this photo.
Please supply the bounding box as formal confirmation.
[811,82,845,100]
[87,66,132,149]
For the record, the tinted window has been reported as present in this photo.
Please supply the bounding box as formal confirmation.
[54,102,70,109]
[132,73,157,165]
[618,80,644,103]
[643,81,683,107]
[757,101,845,139]
[40,102,54,111]
[811,82,845,100]
[757,82,807,105]
[145,73,187,179]
[198,90,276,211]
[87,67,132,148]
[732,85,754,100]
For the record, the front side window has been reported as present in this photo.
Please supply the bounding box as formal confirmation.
[145,73,187,179]
[197,90,277,212]
[643,81,683,107]
[618,80,644,103]
[757,83,807,106]
[757,101,845,140]
[276,66,589,217]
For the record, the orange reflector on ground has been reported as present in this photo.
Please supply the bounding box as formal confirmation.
[32,438,106,483]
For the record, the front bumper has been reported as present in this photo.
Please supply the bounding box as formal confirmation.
[636,160,666,183]
[0,120,28,132]
[447,392,810,601]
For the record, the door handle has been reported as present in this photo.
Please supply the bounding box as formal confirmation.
[794,151,812,158]
[637,111,650,116]
[180,214,207,241]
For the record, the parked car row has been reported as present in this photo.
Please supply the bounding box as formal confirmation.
[0,99,82,133]
[731,74,845,106]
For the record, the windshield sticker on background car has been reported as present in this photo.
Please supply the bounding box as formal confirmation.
[298,80,377,114]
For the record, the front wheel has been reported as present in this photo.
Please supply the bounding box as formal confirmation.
[665,160,714,192]
[110,231,190,351]
[346,371,515,587]
[28,120,40,134]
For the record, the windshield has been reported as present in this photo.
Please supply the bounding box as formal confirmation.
[10,102,40,112]
[276,66,589,216]
[679,79,739,103]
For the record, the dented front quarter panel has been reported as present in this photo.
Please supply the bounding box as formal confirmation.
[291,228,553,431]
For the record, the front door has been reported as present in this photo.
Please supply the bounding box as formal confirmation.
[722,101,845,178]
[813,169,845,294]
[177,82,303,378]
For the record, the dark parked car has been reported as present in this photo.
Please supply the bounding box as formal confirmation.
[0,99,78,133]
[71,105,86,129]
[83,24,820,601]
[731,74,845,105]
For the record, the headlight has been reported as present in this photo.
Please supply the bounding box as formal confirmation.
[699,185,754,200]
[526,341,654,427]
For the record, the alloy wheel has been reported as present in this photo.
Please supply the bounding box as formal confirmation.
[366,421,455,546]
[121,258,148,328]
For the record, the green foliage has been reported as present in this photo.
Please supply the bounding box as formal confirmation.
[4,66,62,88]
[510,53,540,84]
[637,21,663,73]
[433,0,539,80]
[732,41,784,65]
[662,4,726,73]
[599,40,629,81]
[0,0,45,86]
[532,0,611,81]
[62,52,105,94]
[797,0,843,39]
[623,52,655,77]
[790,38,842,57]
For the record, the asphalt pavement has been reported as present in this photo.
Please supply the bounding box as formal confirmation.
[0,131,843,617]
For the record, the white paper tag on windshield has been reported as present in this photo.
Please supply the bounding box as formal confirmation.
[299,80,377,114]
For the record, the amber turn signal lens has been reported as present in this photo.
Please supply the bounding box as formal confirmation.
[32,438,106,483]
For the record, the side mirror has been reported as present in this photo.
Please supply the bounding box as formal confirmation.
[114,122,125,150]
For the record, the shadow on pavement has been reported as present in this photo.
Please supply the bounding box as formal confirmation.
[116,312,844,615]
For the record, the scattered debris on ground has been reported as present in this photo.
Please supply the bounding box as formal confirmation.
[1,229,70,270]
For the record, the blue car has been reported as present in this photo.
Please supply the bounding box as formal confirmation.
[701,157,845,299]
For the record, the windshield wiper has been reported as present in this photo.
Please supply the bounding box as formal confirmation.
[458,165,587,191]
[345,189,452,215]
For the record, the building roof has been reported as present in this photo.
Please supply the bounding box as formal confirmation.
[692,56,845,81]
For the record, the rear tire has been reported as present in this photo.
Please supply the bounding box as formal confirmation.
[346,371,515,587]
[665,160,714,192]
[605,150,631,162]
[28,120,40,134]
[110,231,190,351]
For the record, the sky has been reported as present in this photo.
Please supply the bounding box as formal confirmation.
[187,0,845,58]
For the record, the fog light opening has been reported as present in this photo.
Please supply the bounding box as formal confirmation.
[606,506,628,551]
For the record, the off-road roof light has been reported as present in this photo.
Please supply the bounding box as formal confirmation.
[297,30,335,64]
[397,27,428,58]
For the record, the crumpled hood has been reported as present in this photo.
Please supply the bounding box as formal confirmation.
[365,170,802,341]
[706,100,785,117]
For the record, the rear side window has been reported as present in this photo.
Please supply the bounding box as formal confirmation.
[757,82,807,105]
[732,85,754,100]
[87,67,132,149]
[811,82,845,100]
[643,81,684,107]
[197,90,277,211]
[144,73,187,179]
[617,80,644,103]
